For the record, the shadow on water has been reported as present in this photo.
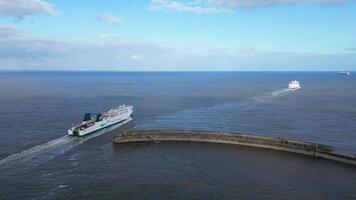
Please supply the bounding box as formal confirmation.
[0,118,133,171]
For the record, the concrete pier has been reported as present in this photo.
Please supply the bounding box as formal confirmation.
[114,130,356,166]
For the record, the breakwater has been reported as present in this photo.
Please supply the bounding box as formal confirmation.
[114,130,356,166]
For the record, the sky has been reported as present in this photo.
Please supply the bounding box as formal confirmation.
[0,0,356,71]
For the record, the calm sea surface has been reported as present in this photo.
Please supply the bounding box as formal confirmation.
[0,71,355,199]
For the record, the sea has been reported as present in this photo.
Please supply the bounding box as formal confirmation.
[0,71,355,199]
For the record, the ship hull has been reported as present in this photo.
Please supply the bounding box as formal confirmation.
[288,81,300,90]
[68,106,133,137]
[288,86,300,90]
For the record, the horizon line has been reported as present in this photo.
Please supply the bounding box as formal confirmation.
[0,69,353,73]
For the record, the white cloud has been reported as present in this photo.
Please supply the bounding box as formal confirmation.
[204,0,345,8]
[96,13,122,25]
[0,0,57,19]
[100,33,120,42]
[149,0,225,14]
[130,54,145,61]
[0,24,23,38]
[0,25,355,71]
[149,0,346,14]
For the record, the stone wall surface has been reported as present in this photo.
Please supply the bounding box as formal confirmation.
[113,130,356,166]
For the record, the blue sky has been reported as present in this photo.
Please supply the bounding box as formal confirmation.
[0,0,356,71]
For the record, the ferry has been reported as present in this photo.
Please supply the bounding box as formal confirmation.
[339,71,351,75]
[288,80,300,90]
[68,105,133,137]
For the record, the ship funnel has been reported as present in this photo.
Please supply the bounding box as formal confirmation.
[96,114,103,122]
[83,113,92,121]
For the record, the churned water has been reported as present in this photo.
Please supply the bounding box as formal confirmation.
[0,71,355,199]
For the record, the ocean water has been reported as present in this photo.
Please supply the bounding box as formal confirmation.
[0,71,355,199]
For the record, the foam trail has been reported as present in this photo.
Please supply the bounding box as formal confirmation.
[139,87,297,130]
[0,135,73,166]
[0,118,132,168]
[249,88,292,102]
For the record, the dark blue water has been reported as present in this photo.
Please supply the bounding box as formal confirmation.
[0,71,355,199]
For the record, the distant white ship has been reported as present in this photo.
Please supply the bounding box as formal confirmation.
[339,71,351,75]
[288,80,300,90]
[68,105,133,137]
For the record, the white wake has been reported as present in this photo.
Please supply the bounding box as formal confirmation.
[249,88,293,102]
[0,117,132,168]
[139,87,298,130]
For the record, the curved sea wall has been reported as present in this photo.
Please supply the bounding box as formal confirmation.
[113,130,356,166]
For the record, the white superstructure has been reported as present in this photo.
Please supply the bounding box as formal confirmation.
[68,105,133,137]
[340,71,351,75]
[288,80,300,90]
